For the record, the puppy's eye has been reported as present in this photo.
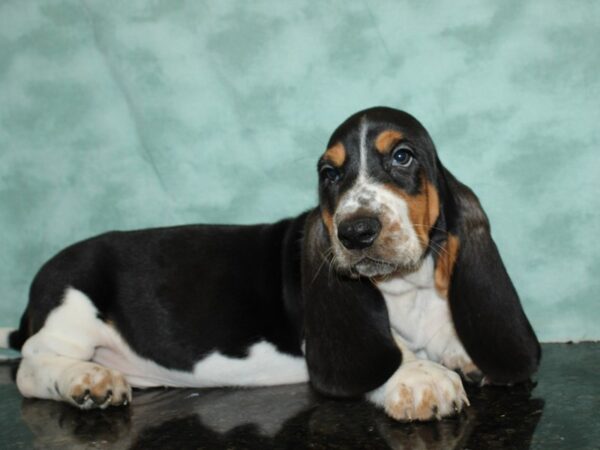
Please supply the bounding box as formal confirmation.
[320,166,341,183]
[391,146,414,167]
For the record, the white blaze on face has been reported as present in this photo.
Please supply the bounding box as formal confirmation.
[331,118,423,274]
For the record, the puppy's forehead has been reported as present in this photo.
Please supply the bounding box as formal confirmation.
[324,108,434,168]
[327,107,430,148]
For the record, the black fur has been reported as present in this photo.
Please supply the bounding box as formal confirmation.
[9,106,540,399]
[302,210,402,397]
[13,217,309,371]
[441,170,541,383]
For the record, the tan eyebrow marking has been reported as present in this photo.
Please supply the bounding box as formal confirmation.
[323,142,346,167]
[375,130,404,154]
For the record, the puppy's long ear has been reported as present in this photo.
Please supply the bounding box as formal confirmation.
[301,209,401,398]
[439,169,541,384]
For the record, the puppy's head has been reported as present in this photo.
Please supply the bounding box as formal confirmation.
[318,107,441,278]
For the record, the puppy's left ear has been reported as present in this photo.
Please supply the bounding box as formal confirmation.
[438,169,541,384]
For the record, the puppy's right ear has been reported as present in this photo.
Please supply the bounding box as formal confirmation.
[301,209,401,398]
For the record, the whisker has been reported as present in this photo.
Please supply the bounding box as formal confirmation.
[328,253,344,286]
[409,224,451,258]
[333,256,344,286]
[429,240,450,258]
[310,246,334,285]
[327,254,335,282]
[428,246,443,260]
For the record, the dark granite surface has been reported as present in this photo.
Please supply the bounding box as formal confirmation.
[0,343,598,449]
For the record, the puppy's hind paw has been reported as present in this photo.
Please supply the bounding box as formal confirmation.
[60,363,132,410]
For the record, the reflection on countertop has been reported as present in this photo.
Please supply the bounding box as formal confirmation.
[0,343,598,449]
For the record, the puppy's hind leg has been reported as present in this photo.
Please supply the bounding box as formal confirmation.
[16,288,131,409]
[18,356,131,410]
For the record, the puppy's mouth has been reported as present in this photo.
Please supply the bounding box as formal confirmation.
[348,256,425,279]
[351,257,397,278]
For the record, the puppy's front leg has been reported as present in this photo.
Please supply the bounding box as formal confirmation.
[368,334,469,422]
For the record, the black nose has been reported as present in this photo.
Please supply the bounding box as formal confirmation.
[337,217,382,250]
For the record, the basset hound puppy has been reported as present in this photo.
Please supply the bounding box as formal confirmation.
[0,107,540,421]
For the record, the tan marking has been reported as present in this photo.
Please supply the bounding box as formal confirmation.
[385,382,442,421]
[68,366,130,405]
[323,142,346,167]
[385,384,413,420]
[415,388,437,420]
[90,372,112,399]
[321,208,334,238]
[387,222,401,234]
[383,176,440,248]
[70,374,92,398]
[434,234,460,299]
[375,130,404,154]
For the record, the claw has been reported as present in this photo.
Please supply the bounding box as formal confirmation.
[462,392,470,407]
[74,389,91,405]
[100,391,113,409]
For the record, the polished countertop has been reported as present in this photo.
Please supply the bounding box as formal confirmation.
[0,343,598,449]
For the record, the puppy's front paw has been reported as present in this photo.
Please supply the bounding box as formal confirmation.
[59,363,132,410]
[377,360,469,422]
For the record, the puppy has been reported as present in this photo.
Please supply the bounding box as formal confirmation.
[0,107,540,421]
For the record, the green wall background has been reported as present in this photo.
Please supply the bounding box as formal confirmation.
[1,1,598,341]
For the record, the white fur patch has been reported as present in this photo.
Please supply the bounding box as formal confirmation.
[17,288,309,406]
[358,116,368,177]
[376,256,473,369]
[96,338,309,389]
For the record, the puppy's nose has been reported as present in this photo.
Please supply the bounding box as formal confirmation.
[337,217,382,250]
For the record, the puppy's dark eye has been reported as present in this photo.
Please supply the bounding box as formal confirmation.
[391,146,414,167]
[320,166,341,183]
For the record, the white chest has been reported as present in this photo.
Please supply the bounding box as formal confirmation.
[376,257,466,363]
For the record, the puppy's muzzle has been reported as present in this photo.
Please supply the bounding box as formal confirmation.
[337,217,381,250]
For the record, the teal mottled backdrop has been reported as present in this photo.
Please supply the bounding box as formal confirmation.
[0,1,598,341]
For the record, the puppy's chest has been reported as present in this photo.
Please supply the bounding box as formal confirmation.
[376,256,454,355]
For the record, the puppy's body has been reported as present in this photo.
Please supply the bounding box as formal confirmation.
[2,107,540,421]
[16,218,308,373]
